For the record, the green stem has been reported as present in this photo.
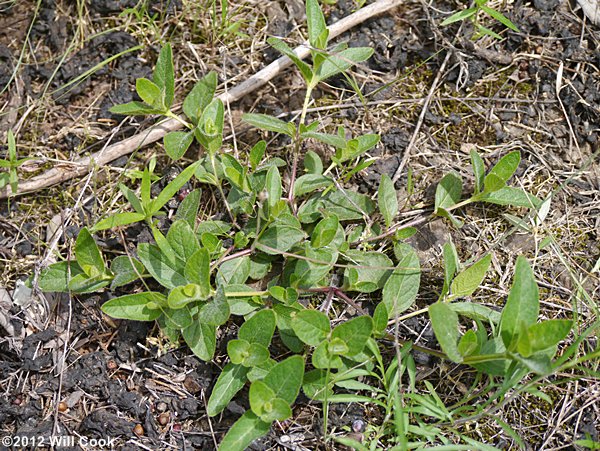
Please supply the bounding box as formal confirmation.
[165,110,193,130]
[287,86,314,209]
[209,152,235,224]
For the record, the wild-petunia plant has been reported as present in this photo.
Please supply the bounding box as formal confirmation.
[30,0,572,449]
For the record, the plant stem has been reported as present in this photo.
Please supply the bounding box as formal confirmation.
[287,86,314,211]
[165,110,193,130]
[209,152,236,225]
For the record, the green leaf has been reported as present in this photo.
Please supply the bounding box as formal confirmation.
[382,247,420,317]
[249,141,266,171]
[217,256,251,285]
[284,245,336,289]
[436,206,464,228]
[109,101,163,116]
[256,224,306,255]
[306,0,328,49]
[163,305,193,329]
[291,309,330,346]
[239,309,277,347]
[263,355,304,404]
[331,315,373,356]
[517,319,572,357]
[304,150,323,174]
[335,134,380,163]
[250,379,292,422]
[301,131,346,149]
[458,330,480,357]
[37,261,84,292]
[311,215,339,248]
[208,363,249,416]
[484,151,520,193]
[303,369,332,400]
[440,7,478,26]
[378,174,398,228]
[480,5,520,31]
[293,174,333,197]
[75,228,105,277]
[153,43,174,108]
[267,37,313,82]
[312,340,343,369]
[183,71,218,123]
[138,243,187,289]
[242,113,294,137]
[249,379,276,415]
[265,165,282,209]
[199,286,230,326]
[228,339,270,367]
[471,150,485,194]
[479,187,542,208]
[483,173,505,193]
[118,183,144,215]
[500,256,539,349]
[435,172,462,212]
[175,188,201,228]
[197,99,225,153]
[343,250,392,293]
[101,292,165,321]
[150,161,200,215]
[168,284,204,309]
[218,411,270,451]
[429,302,462,363]
[298,189,376,223]
[449,254,491,299]
[441,240,459,298]
[184,248,212,298]
[372,302,388,338]
[448,302,501,324]
[135,78,163,109]
[476,23,503,40]
[110,255,145,289]
[164,131,194,160]
[167,219,200,262]
[67,274,110,293]
[92,212,146,232]
[315,47,374,83]
[512,353,551,375]
[182,321,216,361]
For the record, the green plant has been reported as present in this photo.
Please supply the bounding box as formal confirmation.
[0,130,31,196]
[433,150,541,228]
[30,0,574,449]
[441,0,520,39]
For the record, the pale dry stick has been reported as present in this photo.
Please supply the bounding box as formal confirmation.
[0,0,403,199]
[391,49,452,184]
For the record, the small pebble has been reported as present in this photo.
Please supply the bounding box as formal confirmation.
[156,401,168,412]
[133,424,144,436]
[158,412,170,426]
[107,360,118,370]
[352,419,366,433]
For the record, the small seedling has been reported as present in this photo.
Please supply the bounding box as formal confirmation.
[441,0,520,39]
[0,130,31,196]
